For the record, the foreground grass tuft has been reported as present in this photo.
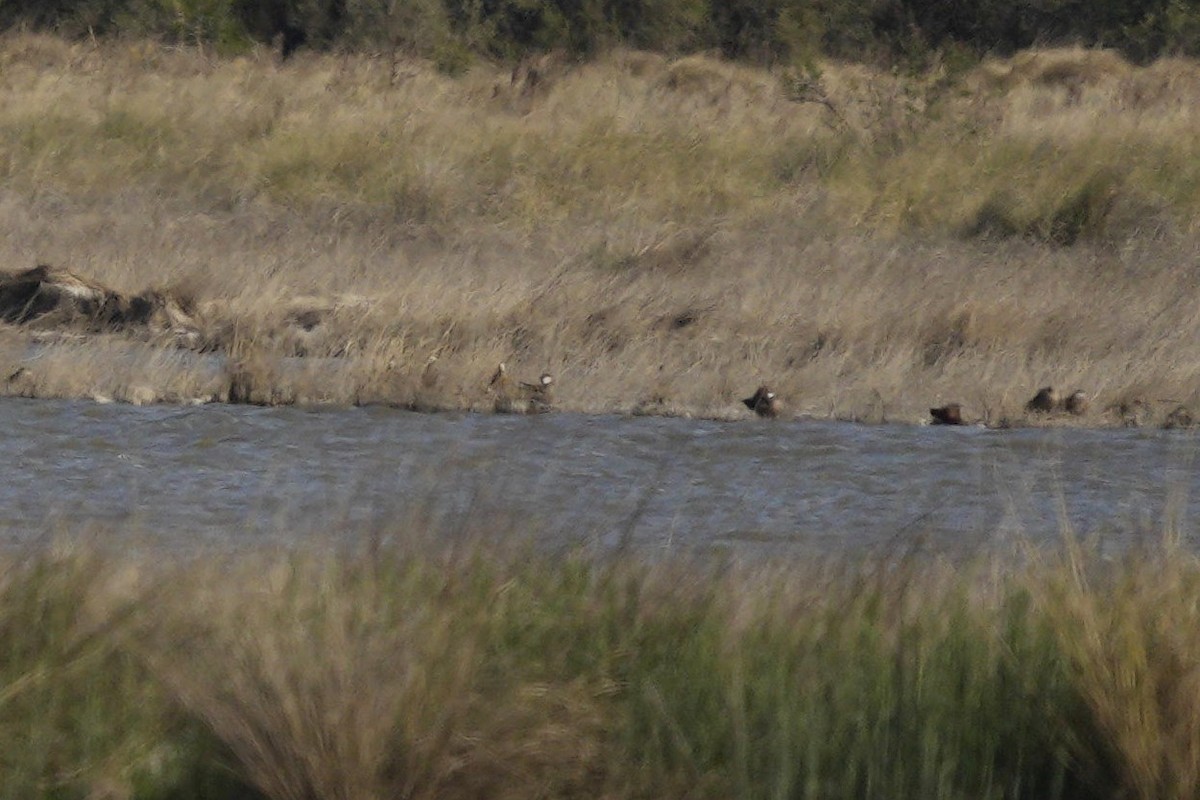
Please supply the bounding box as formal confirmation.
[7,537,1200,798]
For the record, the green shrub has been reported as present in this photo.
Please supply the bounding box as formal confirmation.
[5,0,1200,65]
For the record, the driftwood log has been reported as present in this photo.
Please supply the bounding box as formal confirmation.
[0,265,201,345]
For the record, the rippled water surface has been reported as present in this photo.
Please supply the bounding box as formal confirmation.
[4,398,1199,555]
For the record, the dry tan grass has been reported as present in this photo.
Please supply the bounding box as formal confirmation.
[0,35,1198,423]
[137,554,608,800]
[1034,541,1200,800]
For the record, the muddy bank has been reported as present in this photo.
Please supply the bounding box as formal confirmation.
[2,344,1194,429]
[0,333,1193,430]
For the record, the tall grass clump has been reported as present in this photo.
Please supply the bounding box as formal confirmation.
[30,533,1200,798]
[0,549,256,799]
[128,546,1093,799]
[139,548,614,800]
[0,551,148,798]
[611,560,1081,799]
[5,539,1200,793]
[1037,541,1200,800]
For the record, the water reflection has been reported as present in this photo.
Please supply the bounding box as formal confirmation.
[2,397,1197,554]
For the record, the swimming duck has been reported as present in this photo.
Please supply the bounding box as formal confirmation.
[1112,399,1149,428]
[742,386,781,418]
[929,403,965,425]
[1063,390,1089,416]
[1164,405,1196,429]
[489,364,555,414]
[520,373,554,394]
[522,373,555,413]
[1025,386,1060,413]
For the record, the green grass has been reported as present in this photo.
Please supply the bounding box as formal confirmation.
[0,552,252,799]
[8,534,1200,799]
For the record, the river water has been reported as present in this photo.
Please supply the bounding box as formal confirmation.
[3,397,1198,556]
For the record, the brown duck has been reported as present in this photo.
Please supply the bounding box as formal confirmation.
[1063,390,1089,416]
[929,403,966,425]
[1025,386,1060,413]
[489,364,555,414]
[488,362,517,413]
[488,362,510,392]
[521,373,555,413]
[743,386,781,418]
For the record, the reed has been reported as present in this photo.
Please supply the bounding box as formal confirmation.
[0,547,243,799]
[9,529,1200,799]
[1035,540,1200,800]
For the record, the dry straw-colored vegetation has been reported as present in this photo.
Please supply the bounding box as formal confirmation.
[10,532,1200,800]
[1,34,1200,423]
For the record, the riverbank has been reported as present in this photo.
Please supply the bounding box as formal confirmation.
[2,36,1200,425]
[4,532,1199,800]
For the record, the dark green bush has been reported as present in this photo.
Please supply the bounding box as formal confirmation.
[2,0,1199,64]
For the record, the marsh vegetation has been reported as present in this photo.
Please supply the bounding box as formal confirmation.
[6,12,1200,797]
[0,35,1198,422]
[7,531,1200,800]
